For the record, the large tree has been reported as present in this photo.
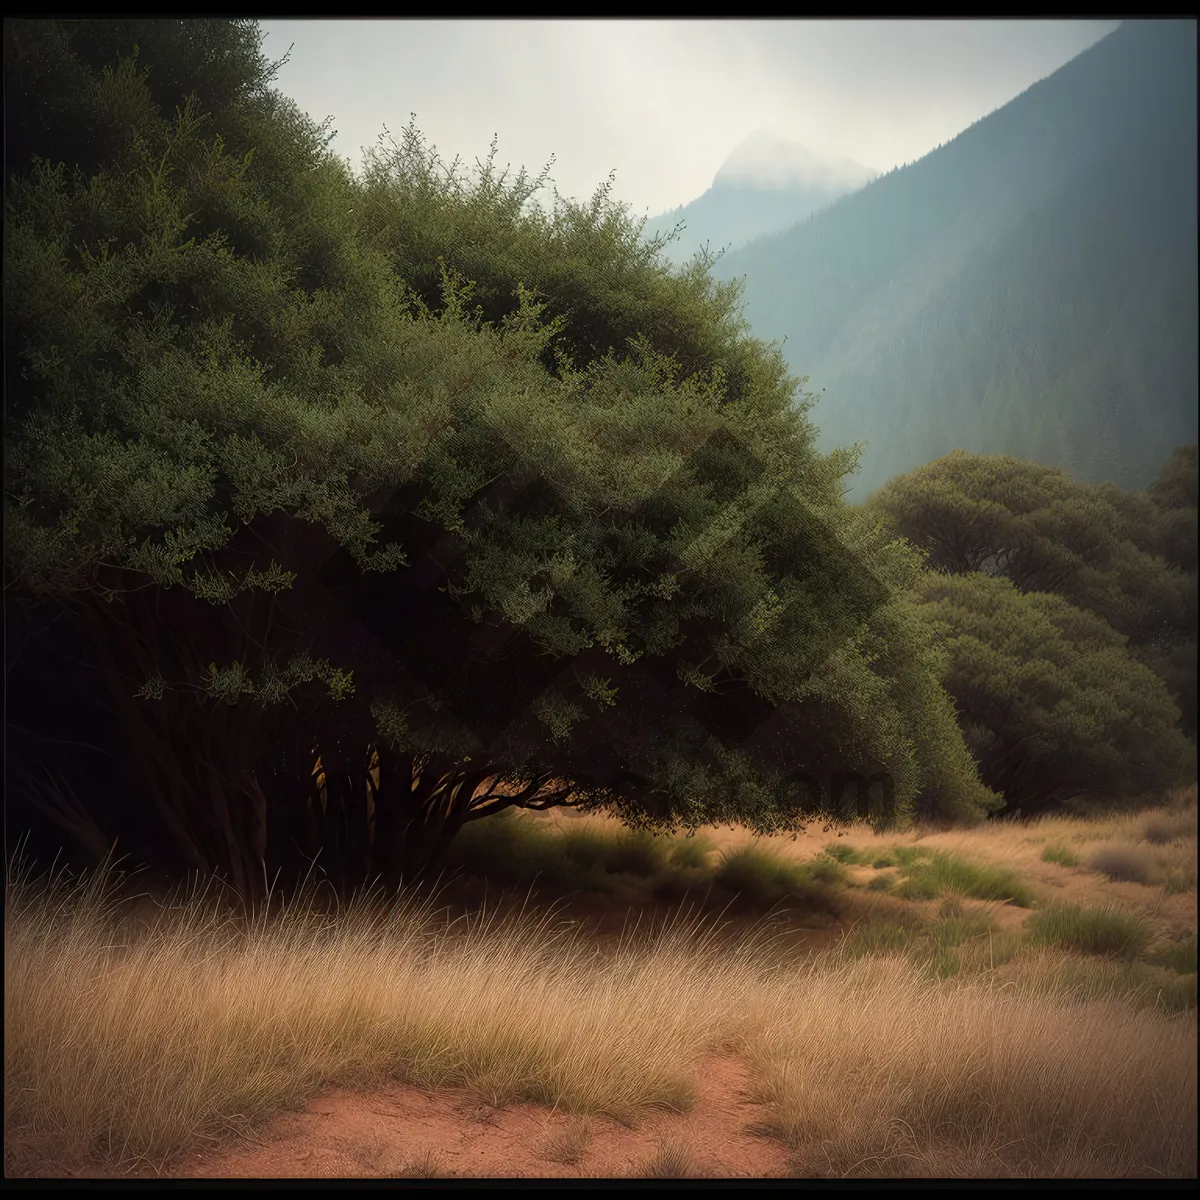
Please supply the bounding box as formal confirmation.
[4,19,998,905]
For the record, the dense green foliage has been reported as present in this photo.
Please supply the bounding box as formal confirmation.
[714,20,1198,495]
[4,18,999,903]
[871,450,1198,750]
[914,570,1194,815]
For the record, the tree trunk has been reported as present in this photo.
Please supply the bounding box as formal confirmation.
[369,748,486,891]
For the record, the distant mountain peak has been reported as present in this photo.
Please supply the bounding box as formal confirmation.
[714,128,878,191]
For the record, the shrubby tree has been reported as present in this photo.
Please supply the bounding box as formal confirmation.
[4,19,999,904]
[914,573,1195,815]
[870,450,1198,740]
[1130,444,1199,739]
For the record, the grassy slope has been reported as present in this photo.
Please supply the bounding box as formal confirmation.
[5,785,1196,1178]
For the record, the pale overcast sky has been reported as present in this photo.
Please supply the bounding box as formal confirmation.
[257,19,1122,219]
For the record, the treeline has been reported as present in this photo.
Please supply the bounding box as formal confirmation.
[3,20,1193,907]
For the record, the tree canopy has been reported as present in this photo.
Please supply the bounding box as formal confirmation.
[4,18,998,904]
[869,450,1198,735]
[869,450,1197,813]
[913,572,1194,816]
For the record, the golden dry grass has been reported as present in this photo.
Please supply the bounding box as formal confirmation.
[741,954,1194,1178]
[5,784,1197,1179]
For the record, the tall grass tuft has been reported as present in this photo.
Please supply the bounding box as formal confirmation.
[1152,936,1197,977]
[631,1136,704,1178]
[990,950,1197,1015]
[537,1117,593,1166]
[894,850,1036,907]
[1025,903,1153,960]
[841,903,998,981]
[1041,843,1080,867]
[711,846,842,912]
[824,843,871,866]
[668,835,714,870]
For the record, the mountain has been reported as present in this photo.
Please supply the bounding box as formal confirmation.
[712,20,1198,498]
[641,129,876,268]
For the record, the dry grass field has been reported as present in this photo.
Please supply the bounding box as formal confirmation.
[5,785,1196,1179]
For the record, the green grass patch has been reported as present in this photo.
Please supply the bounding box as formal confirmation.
[957,927,1026,973]
[445,816,617,895]
[447,816,677,892]
[1146,971,1197,1013]
[667,835,714,870]
[447,810,562,886]
[1010,955,1197,1014]
[1041,843,1080,867]
[824,842,871,866]
[893,850,1036,907]
[712,846,841,912]
[843,920,914,957]
[1152,936,1198,976]
[894,874,941,901]
[865,873,893,892]
[450,818,850,914]
[1024,903,1152,960]
[806,854,848,886]
[1162,869,1197,895]
[711,845,802,907]
[924,903,998,978]
[891,845,933,869]
[843,906,1002,979]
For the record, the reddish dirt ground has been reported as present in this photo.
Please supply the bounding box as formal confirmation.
[7,1054,792,1180]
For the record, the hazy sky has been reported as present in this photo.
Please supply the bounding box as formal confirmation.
[257,19,1121,218]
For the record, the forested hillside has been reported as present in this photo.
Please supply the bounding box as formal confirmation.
[715,19,1198,496]
[4,20,1197,1186]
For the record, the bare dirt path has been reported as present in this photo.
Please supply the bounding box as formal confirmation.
[9,1053,792,1180]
